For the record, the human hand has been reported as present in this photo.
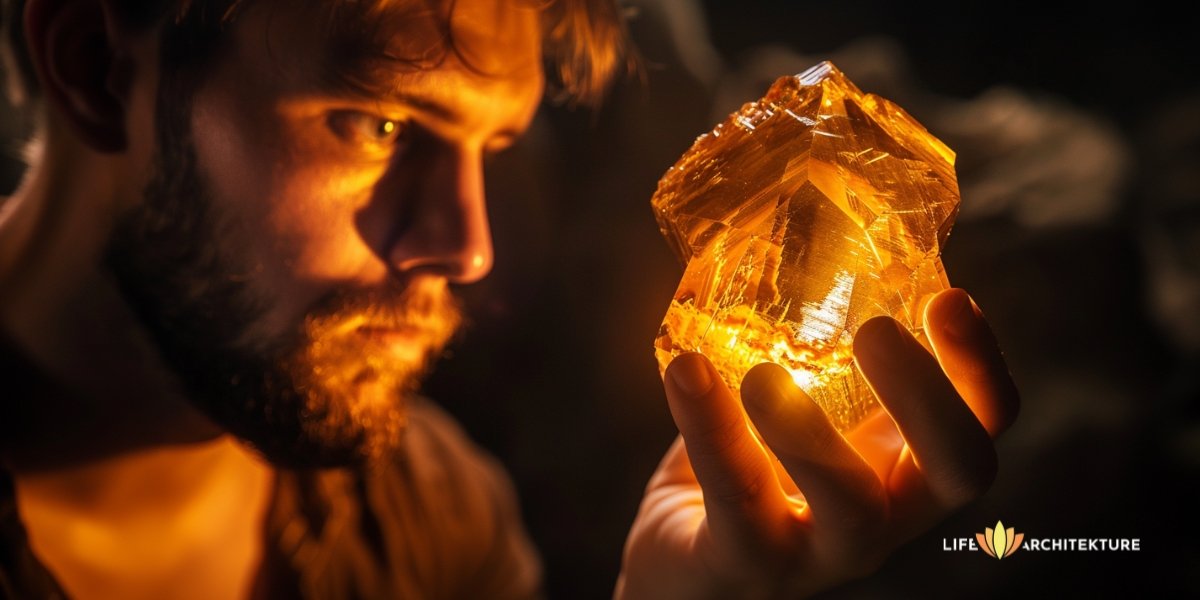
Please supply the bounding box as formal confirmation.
[616,288,1019,599]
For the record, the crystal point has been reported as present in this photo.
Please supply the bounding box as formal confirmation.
[652,62,959,432]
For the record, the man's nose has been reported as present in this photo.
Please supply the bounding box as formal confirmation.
[388,146,493,283]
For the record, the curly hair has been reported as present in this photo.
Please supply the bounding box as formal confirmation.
[1,0,632,109]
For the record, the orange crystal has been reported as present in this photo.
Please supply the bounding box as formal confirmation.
[652,62,959,432]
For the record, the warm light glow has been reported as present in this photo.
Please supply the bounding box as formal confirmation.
[789,368,815,389]
[652,61,958,432]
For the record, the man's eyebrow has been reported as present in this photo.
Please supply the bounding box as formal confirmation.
[382,87,531,143]
[314,59,461,123]
[317,60,537,141]
[385,90,458,123]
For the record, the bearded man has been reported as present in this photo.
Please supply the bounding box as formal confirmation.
[0,0,1019,597]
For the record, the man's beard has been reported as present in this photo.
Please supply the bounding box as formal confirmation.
[105,86,461,469]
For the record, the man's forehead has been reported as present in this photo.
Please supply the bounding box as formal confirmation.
[229,0,544,103]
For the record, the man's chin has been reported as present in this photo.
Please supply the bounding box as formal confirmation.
[205,379,411,469]
[204,338,434,467]
[173,307,458,469]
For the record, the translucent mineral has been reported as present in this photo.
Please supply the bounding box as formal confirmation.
[652,61,959,432]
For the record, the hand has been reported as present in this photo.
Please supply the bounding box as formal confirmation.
[615,288,1019,599]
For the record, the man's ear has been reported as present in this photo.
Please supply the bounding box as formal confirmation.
[24,0,135,152]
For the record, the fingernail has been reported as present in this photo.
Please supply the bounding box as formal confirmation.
[854,316,909,370]
[669,353,714,397]
[942,289,980,341]
[741,363,790,413]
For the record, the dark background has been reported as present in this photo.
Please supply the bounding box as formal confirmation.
[3,1,1197,598]
[424,1,1200,598]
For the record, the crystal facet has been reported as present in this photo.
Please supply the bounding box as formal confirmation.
[652,62,960,432]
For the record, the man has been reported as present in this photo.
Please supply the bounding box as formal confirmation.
[0,0,1019,597]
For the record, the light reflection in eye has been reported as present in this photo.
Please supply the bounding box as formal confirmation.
[328,111,408,149]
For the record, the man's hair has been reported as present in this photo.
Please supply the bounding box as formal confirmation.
[0,0,631,109]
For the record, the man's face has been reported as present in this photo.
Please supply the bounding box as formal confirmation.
[106,0,543,466]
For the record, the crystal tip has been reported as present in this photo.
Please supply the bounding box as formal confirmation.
[796,61,842,86]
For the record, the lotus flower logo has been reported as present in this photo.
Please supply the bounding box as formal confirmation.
[977,520,1023,559]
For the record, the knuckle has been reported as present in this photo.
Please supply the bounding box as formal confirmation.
[707,462,772,507]
[835,506,887,540]
[935,449,998,506]
[686,417,749,464]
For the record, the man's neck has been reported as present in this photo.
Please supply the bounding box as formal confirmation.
[0,115,277,600]
[12,436,276,600]
[1,127,222,472]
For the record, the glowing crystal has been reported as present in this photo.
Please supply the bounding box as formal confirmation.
[652,62,959,432]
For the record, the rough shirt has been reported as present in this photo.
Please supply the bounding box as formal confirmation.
[0,337,543,600]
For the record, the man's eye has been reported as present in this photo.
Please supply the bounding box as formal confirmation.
[327,111,408,148]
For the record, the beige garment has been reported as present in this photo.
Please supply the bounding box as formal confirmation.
[261,398,544,600]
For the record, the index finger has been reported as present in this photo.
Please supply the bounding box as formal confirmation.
[663,353,791,546]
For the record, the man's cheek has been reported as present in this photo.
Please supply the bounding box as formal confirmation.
[260,182,389,283]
